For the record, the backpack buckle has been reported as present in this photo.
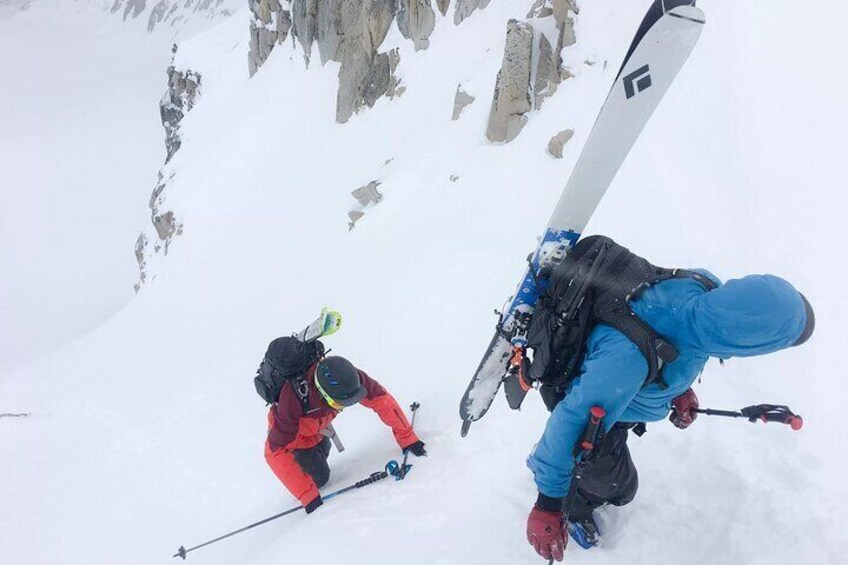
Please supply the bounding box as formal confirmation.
[296,379,310,402]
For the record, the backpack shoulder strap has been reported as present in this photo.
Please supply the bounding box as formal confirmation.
[591,240,703,388]
[292,371,311,412]
[278,369,311,413]
[673,268,719,291]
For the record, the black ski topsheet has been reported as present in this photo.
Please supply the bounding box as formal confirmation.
[617,1,700,79]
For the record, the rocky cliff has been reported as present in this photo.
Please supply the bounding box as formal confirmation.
[247,0,577,126]
[135,0,582,290]
[134,47,195,291]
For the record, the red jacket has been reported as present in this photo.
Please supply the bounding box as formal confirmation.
[264,363,419,505]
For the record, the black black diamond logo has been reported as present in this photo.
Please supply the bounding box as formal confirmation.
[623,64,652,99]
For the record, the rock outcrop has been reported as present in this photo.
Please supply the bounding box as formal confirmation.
[348,210,366,228]
[160,56,201,163]
[486,19,533,143]
[331,0,400,122]
[397,0,436,51]
[454,0,490,26]
[134,171,185,291]
[278,0,406,123]
[136,0,585,289]
[248,0,292,76]
[133,233,148,292]
[539,0,578,104]
[352,180,384,207]
[252,0,578,127]
[547,128,574,158]
[486,1,579,143]
[149,173,183,248]
[348,180,383,229]
[452,85,475,120]
[136,50,194,291]
[253,0,479,122]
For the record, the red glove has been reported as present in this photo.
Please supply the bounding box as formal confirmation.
[527,506,567,562]
[670,388,699,429]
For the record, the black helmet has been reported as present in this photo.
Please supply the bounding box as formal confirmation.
[315,356,366,407]
[794,293,815,346]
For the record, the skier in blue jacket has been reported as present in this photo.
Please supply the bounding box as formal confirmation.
[525,266,815,562]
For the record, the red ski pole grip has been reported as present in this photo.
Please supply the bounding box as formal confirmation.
[577,406,607,454]
[590,406,607,423]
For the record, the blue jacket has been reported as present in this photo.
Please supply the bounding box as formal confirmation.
[527,272,809,499]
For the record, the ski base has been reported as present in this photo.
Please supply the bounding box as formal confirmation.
[458,330,513,429]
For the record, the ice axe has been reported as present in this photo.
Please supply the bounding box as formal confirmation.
[693,404,803,430]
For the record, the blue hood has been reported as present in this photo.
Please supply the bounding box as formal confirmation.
[685,274,809,358]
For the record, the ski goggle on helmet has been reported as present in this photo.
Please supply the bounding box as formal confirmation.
[314,356,367,411]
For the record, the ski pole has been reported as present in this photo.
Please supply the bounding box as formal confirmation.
[551,407,607,564]
[693,404,803,430]
[173,460,403,560]
[397,402,420,480]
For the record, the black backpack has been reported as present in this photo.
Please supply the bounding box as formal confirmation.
[515,235,716,411]
[254,336,325,406]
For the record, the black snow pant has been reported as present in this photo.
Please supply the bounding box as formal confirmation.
[293,436,331,488]
[565,424,639,521]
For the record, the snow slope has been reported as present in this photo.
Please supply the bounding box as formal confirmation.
[2,2,847,564]
[0,0,238,370]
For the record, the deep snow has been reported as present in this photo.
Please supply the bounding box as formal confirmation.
[2,1,847,564]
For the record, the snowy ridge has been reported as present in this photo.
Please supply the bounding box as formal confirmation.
[2,1,847,564]
[8,0,243,34]
[100,0,242,34]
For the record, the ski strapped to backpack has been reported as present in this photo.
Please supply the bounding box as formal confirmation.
[459,0,706,435]
[504,236,717,411]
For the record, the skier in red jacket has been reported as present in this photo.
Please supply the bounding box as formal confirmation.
[264,354,425,513]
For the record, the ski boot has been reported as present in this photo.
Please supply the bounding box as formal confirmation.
[568,516,600,549]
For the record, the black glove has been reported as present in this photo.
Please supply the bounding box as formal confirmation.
[304,495,323,514]
[403,440,427,457]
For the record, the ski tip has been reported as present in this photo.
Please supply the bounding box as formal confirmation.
[460,420,472,438]
[668,5,705,26]
[322,310,342,336]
